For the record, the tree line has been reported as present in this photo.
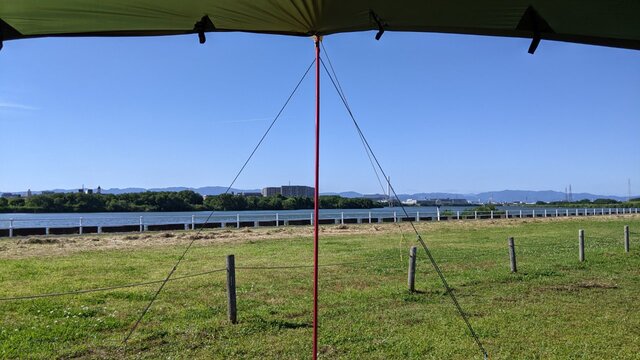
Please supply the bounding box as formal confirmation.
[0,191,382,213]
[535,198,640,208]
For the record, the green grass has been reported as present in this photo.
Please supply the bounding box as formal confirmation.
[1,217,639,359]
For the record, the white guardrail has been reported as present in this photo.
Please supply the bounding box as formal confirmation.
[0,208,638,237]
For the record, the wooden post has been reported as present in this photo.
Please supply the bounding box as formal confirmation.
[508,237,517,273]
[579,229,585,262]
[624,225,630,253]
[408,246,417,292]
[226,255,237,324]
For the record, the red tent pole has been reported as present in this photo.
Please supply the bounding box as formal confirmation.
[312,35,321,360]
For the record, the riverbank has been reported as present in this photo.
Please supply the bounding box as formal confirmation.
[1,214,637,260]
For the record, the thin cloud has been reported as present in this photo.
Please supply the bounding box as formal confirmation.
[0,102,37,111]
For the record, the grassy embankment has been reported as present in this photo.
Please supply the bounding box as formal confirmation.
[0,216,639,359]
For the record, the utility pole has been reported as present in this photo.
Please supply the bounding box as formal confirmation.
[569,184,573,202]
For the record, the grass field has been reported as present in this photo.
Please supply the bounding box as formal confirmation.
[1,216,639,359]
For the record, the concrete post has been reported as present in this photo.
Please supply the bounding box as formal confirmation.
[436,207,440,221]
[341,212,344,225]
[237,214,240,228]
[276,213,279,226]
[579,229,585,262]
[79,217,83,235]
[624,225,630,253]
[394,211,397,223]
[408,246,417,292]
[139,216,144,232]
[9,219,13,238]
[226,255,237,324]
[191,215,195,230]
[368,212,372,223]
[416,211,420,222]
[490,211,494,219]
[508,237,517,273]
[456,211,460,220]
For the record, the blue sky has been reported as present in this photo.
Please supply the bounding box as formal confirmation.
[0,31,638,195]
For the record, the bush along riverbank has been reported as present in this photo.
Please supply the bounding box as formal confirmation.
[0,191,382,213]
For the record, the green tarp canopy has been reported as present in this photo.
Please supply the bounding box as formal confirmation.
[1,1,640,51]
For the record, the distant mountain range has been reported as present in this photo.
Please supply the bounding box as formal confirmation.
[3,187,635,203]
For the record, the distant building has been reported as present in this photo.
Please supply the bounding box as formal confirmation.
[281,185,314,198]
[240,192,262,197]
[26,189,32,198]
[41,191,55,195]
[417,198,470,206]
[261,185,315,198]
[96,186,102,194]
[261,187,281,197]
